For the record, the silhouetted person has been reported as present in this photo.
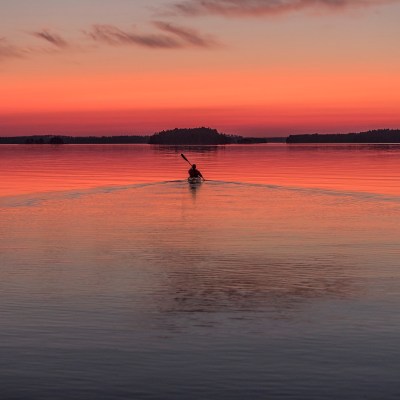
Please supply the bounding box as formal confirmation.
[188,164,204,180]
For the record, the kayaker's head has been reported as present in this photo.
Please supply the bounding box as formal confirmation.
[192,164,197,169]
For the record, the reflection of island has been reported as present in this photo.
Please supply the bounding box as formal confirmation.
[287,129,400,143]
[0,127,270,145]
[152,250,354,317]
[152,145,221,154]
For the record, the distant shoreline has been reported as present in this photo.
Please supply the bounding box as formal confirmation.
[0,127,281,145]
[1,128,400,145]
[287,129,400,144]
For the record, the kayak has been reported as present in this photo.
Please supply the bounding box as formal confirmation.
[188,177,202,184]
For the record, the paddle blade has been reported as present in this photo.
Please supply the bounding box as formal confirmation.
[181,153,191,165]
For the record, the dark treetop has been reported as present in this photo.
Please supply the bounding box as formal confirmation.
[287,129,400,144]
[149,127,235,145]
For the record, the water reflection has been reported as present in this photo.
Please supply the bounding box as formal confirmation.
[2,179,400,399]
[3,143,400,197]
[286,143,400,152]
[187,181,203,201]
[1,182,364,319]
[155,255,354,317]
[151,144,222,154]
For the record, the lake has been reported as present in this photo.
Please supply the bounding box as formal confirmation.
[1,144,400,399]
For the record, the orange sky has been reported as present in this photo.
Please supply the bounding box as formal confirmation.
[1,0,400,136]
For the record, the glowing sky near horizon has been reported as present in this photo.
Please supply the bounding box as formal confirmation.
[1,0,400,136]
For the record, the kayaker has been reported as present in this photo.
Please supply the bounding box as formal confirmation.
[188,164,204,180]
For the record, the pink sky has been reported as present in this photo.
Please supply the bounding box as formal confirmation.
[1,0,400,136]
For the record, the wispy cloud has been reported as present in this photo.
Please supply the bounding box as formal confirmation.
[171,0,397,17]
[153,21,219,47]
[0,38,25,61]
[85,24,182,48]
[2,21,219,64]
[84,22,219,49]
[31,30,69,48]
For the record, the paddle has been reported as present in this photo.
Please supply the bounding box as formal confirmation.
[181,153,192,166]
[181,153,205,181]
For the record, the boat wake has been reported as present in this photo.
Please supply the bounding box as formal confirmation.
[208,180,400,203]
[0,181,181,208]
[1,179,400,208]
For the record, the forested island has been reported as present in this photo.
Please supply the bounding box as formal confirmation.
[149,127,234,145]
[287,129,400,143]
[0,127,269,145]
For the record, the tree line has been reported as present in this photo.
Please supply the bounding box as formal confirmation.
[287,129,400,143]
[0,128,269,145]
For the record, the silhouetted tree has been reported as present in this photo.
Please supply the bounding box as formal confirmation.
[49,136,64,144]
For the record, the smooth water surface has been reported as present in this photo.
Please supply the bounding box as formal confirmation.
[1,144,400,399]
[2,143,400,198]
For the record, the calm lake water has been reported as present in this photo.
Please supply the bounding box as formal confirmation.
[1,144,400,399]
